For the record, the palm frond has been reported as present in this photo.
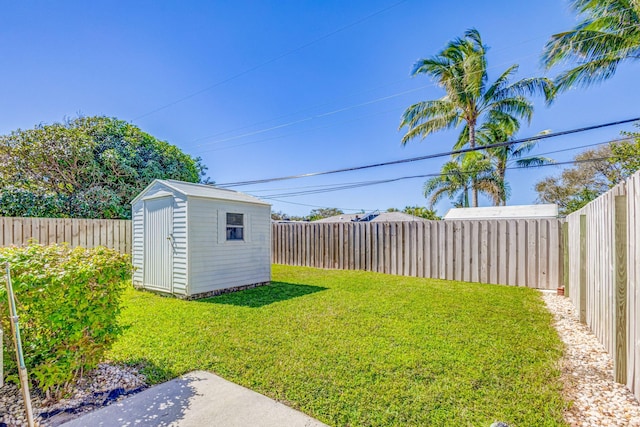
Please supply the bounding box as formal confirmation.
[514,156,556,168]
[554,56,621,90]
[400,112,460,145]
[542,0,639,89]
[483,64,519,101]
[499,77,556,104]
[491,97,534,123]
[399,99,457,128]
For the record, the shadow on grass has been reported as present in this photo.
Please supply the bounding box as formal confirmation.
[203,281,327,308]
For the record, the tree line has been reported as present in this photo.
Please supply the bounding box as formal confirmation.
[272,206,440,222]
[0,116,206,219]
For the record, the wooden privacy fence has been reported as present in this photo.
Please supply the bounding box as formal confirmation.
[0,217,132,254]
[272,218,564,289]
[566,169,640,400]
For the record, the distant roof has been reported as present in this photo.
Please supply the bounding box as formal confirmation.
[443,204,558,220]
[132,179,271,206]
[314,211,427,223]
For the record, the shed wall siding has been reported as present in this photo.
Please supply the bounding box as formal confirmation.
[132,201,144,285]
[171,194,188,295]
[132,181,189,296]
[139,182,175,200]
[187,198,271,293]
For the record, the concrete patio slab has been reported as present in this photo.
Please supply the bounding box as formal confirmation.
[60,371,329,427]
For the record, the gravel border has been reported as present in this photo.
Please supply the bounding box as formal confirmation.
[0,363,146,427]
[542,291,640,427]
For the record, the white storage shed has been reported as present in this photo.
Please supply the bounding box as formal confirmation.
[131,179,271,299]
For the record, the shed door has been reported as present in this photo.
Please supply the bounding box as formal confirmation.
[143,196,173,291]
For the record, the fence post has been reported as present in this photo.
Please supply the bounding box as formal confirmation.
[579,214,587,324]
[614,195,628,383]
[562,221,569,297]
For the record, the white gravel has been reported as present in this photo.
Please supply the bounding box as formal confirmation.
[542,291,640,427]
[0,363,146,426]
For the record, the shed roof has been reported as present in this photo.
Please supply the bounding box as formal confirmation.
[314,211,427,223]
[131,179,271,206]
[443,204,558,220]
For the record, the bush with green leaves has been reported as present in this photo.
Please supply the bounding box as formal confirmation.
[0,243,131,399]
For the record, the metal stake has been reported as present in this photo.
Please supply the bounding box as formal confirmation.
[5,263,35,427]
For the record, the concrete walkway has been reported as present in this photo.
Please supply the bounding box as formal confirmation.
[61,371,329,427]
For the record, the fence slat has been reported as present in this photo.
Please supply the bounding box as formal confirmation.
[0,217,132,254]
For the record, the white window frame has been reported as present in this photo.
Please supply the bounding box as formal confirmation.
[226,212,244,241]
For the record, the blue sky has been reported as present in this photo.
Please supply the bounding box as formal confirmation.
[1,1,637,217]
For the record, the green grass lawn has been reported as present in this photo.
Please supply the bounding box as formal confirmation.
[109,265,567,426]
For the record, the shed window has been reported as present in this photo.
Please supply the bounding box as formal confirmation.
[226,213,244,240]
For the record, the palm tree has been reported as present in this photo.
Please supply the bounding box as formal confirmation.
[400,29,554,207]
[542,0,640,91]
[476,121,555,205]
[423,152,501,208]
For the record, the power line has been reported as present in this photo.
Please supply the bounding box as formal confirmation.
[187,23,639,149]
[190,77,412,144]
[246,136,634,194]
[132,0,410,121]
[259,157,613,199]
[217,117,640,187]
[525,136,633,159]
[192,86,427,149]
[263,153,621,212]
[266,198,374,212]
[193,107,400,154]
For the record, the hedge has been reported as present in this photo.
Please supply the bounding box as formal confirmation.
[0,243,131,399]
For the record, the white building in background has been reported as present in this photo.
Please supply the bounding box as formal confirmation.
[443,204,559,220]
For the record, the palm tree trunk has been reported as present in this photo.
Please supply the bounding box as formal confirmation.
[499,166,506,206]
[469,121,478,207]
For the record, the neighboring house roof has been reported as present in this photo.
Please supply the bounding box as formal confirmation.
[131,179,271,206]
[314,211,427,223]
[443,204,558,220]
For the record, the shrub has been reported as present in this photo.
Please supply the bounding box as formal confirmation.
[0,243,131,399]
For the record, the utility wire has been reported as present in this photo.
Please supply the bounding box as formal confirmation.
[266,198,375,212]
[132,0,409,121]
[192,86,427,149]
[194,107,400,154]
[264,153,621,212]
[259,157,613,198]
[189,20,638,146]
[189,23,640,148]
[217,117,640,187]
[524,135,633,160]
[247,136,634,194]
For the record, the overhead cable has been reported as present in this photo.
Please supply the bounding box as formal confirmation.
[188,24,639,147]
[217,117,640,187]
[132,0,409,121]
[258,157,613,198]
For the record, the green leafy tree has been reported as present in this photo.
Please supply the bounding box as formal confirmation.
[535,144,623,214]
[271,210,306,221]
[402,206,441,220]
[423,152,500,208]
[542,0,640,91]
[477,122,554,205]
[400,29,554,206]
[0,116,207,219]
[308,207,344,221]
[612,124,640,176]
